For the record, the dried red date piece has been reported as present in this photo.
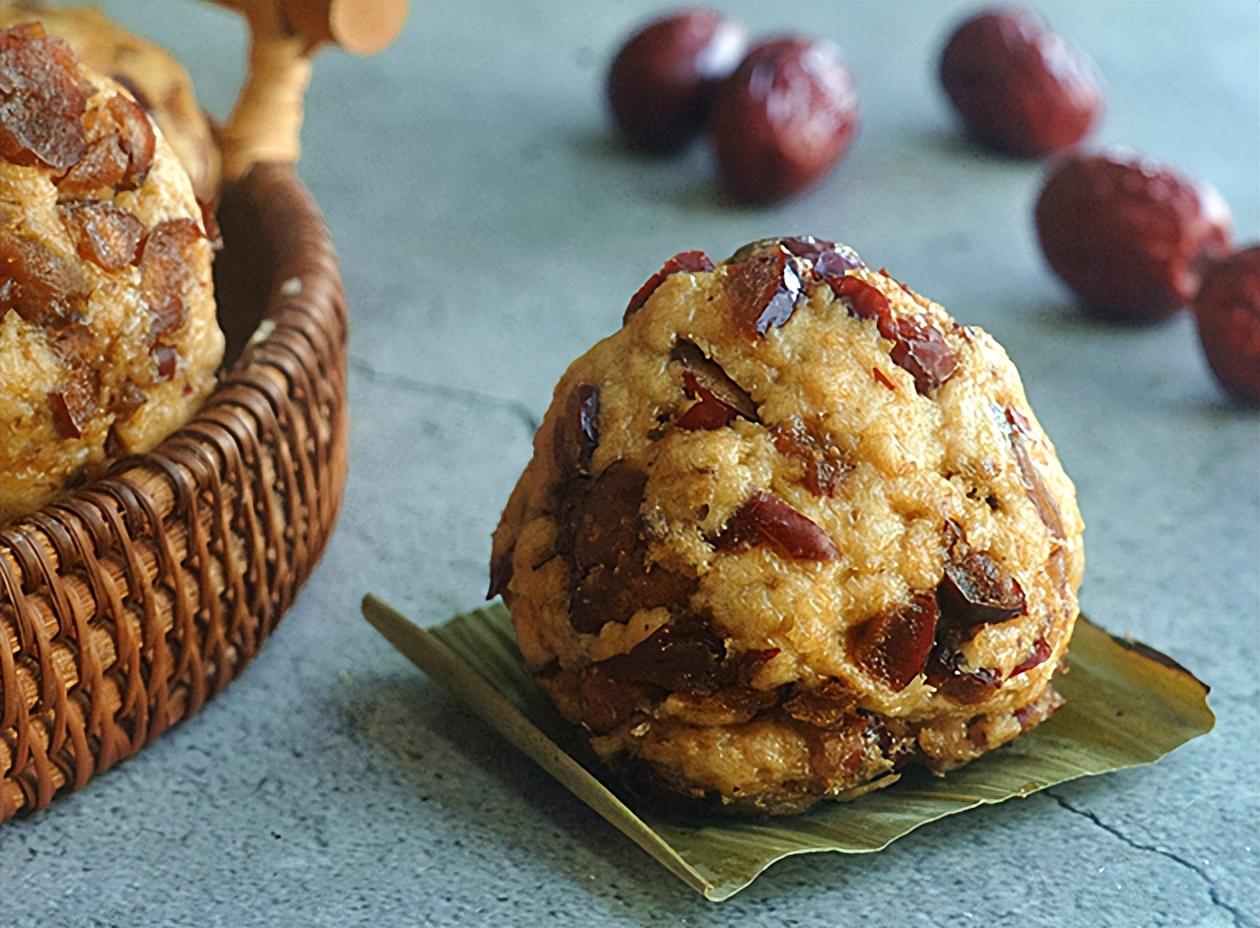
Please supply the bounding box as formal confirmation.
[676,371,737,430]
[780,236,863,278]
[1035,152,1233,321]
[607,10,746,154]
[831,273,890,325]
[709,37,859,204]
[716,490,839,561]
[624,250,714,323]
[0,24,89,171]
[553,383,600,478]
[755,263,806,332]
[732,236,863,279]
[770,420,850,497]
[671,338,759,429]
[567,568,618,633]
[831,274,958,393]
[1004,406,1065,539]
[938,549,1027,628]
[570,550,694,634]
[56,91,155,196]
[61,200,144,270]
[97,94,154,190]
[48,323,98,439]
[658,646,782,721]
[941,668,1001,704]
[1193,245,1260,405]
[139,219,202,339]
[49,392,82,439]
[664,685,779,727]
[782,678,860,728]
[576,669,654,733]
[0,229,89,324]
[671,340,758,418]
[57,136,128,195]
[572,461,647,571]
[939,7,1102,158]
[926,644,1002,703]
[737,646,781,684]
[566,460,695,633]
[849,593,938,691]
[588,667,777,730]
[726,245,805,334]
[1010,637,1052,677]
[887,317,958,394]
[599,621,728,693]
[597,620,775,698]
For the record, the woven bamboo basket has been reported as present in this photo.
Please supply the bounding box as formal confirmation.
[0,0,406,821]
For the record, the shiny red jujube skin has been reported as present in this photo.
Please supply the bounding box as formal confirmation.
[708,36,859,205]
[1035,151,1233,322]
[606,9,746,155]
[1193,246,1260,406]
[939,6,1102,158]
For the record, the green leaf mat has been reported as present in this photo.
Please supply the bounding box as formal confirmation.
[362,596,1213,902]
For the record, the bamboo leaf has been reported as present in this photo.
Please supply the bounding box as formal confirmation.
[362,596,1213,902]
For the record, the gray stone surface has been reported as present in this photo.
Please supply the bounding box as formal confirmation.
[3,1,1258,926]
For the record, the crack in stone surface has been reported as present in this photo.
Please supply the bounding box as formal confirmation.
[350,354,541,433]
[1047,791,1257,928]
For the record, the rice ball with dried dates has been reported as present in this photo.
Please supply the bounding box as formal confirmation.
[490,236,1084,814]
[0,23,222,522]
[0,1,220,200]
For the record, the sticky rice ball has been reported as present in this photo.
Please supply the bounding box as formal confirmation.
[0,0,220,199]
[490,236,1084,814]
[0,23,222,522]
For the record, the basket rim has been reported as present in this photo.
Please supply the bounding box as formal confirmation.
[0,160,349,820]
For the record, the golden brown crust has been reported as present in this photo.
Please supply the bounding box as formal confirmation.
[492,237,1084,813]
[0,22,222,523]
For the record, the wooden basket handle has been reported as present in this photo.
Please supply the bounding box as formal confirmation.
[212,0,408,181]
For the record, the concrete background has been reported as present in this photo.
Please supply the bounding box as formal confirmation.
[3,2,1258,925]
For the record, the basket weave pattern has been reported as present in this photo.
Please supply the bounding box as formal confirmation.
[0,164,347,820]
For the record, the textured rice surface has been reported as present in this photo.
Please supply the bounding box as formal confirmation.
[0,22,221,522]
[492,237,1083,813]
